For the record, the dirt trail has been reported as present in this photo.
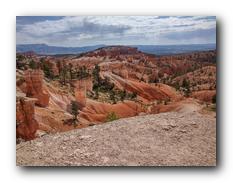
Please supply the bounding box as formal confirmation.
[16,109,216,166]
[176,101,201,113]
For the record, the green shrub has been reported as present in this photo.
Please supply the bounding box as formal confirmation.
[29,59,37,69]
[42,62,53,79]
[212,94,216,103]
[76,66,89,80]
[182,78,190,89]
[100,77,115,92]
[59,65,68,85]
[16,54,26,69]
[211,104,216,112]
[16,54,25,62]
[106,112,119,122]
[92,64,101,86]
[109,90,116,104]
[70,100,79,126]
[119,90,126,101]
[128,92,137,99]
[94,89,99,99]
[92,64,114,92]
[173,82,180,91]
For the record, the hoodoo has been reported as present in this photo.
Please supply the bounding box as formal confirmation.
[24,69,50,107]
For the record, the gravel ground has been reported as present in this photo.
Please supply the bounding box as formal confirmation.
[16,111,216,166]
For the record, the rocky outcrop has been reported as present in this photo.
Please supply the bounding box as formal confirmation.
[74,79,91,108]
[191,90,216,103]
[16,93,38,140]
[24,69,50,107]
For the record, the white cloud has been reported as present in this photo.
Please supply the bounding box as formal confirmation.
[16,16,216,46]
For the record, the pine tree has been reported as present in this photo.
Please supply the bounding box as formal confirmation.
[120,90,126,101]
[110,90,116,104]
[71,101,79,125]
[92,64,101,88]
[60,65,68,85]
[29,59,37,69]
[68,63,73,80]
[42,62,53,79]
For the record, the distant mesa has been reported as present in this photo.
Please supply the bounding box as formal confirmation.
[16,43,216,56]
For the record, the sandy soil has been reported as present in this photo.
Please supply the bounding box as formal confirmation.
[16,107,216,166]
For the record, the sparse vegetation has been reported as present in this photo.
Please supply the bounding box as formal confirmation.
[94,89,99,99]
[182,78,190,96]
[60,65,68,85]
[70,100,79,125]
[106,112,119,122]
[92,64,119,103]
[119,89,126,101]
[29,59,37,69]
[173,82,180,91]
[182,78,190,89]
[41,62,53,79]
[76,66,90,80]
[129,92,137,99]
[109,90,116,104]
[16,54,26,69]
[92,64,101,87]
[16,54,25,62]
[68,63,73,80]
[212,94,216,104]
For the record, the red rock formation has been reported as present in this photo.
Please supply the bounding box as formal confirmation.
[16,93,38,140]
[102,72,182,102]
[24,69,50,107]
[44,59,60,77]
[46,84,75,111]
[75,78,93,92]
[75,90,86,108]
[16,47,216,140]
[79,99,143,123]
[191,90,216,103]
[75,79,89,107]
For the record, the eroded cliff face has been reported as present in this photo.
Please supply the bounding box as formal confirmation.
[74,78,93,108]
[24,69,50,107]
[16,93,38,140]
[16,46,216,141]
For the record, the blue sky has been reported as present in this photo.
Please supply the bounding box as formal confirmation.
[16,16,216,47]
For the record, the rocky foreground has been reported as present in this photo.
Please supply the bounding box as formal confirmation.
[16,109,216,166]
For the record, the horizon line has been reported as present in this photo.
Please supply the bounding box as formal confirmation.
[16,43,216,48]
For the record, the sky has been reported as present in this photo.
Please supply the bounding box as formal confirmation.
[16,16,216,47]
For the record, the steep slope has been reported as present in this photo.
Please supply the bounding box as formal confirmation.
[102,72,182,102]
[172,66,216,91]
[79,99,143,125]
[16,109,216,166]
